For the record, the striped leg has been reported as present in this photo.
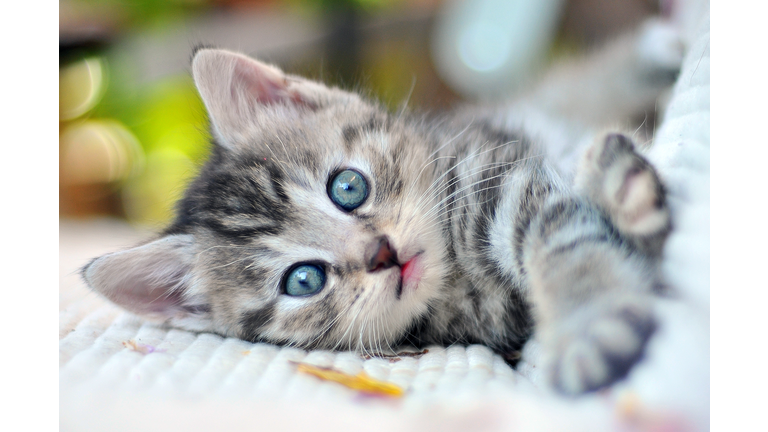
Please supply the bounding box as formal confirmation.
[525,132,670,394]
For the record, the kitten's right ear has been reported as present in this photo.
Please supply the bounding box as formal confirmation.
[82,234,213,331]
[192,48,328,146]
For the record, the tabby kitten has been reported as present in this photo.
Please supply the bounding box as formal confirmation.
[83,21,680,394]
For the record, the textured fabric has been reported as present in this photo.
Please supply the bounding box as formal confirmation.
[60,9,709,431]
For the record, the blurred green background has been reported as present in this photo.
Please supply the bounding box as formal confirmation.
[59,0,661,229]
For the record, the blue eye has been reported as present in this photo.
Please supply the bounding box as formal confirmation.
[329,169,368,211]
[284,264,326,296]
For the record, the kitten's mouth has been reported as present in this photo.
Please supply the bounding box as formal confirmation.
[396,252,424,299]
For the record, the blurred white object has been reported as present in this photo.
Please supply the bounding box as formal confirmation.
[432,0,565,100]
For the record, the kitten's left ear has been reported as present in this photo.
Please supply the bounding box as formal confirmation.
[192,48,333,146]
[82,234,214,332]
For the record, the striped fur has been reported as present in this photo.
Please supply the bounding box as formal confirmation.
[83,22,680,394]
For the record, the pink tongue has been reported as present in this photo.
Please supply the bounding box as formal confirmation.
[401,259,415,280]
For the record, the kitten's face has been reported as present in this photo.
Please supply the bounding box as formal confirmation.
[83,49,449,352]
[190,100,450,350]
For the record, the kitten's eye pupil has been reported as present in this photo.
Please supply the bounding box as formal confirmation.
[329,169,368,211]
[284,264,325,296]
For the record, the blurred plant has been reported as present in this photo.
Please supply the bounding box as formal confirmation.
[60,49,210,227]
[59,57,108,121]
[60,0,447,225]
[288,0,403,13]
[116,77,210,227]
[59,56,140,217]
[65,0,209,30]
[60,119,144,186]
[60,0,216,223]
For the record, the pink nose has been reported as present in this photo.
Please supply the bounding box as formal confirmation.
[366,236,398,272]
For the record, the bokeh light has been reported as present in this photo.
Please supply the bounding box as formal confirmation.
[59,120,144,185]
[59,57,107,121]
[432,0,565,100]
[457,22,511,72]
[60,0,653,225]
[122,147,196,227]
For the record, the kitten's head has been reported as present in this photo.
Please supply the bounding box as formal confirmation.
[83,49,449,351]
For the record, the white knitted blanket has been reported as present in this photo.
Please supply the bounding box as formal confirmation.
[60,8,709,432]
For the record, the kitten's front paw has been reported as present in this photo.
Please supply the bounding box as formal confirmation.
[546,295,656,395]
[576,133,671,253]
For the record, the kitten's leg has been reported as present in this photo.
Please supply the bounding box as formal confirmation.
[487,19,684,180]
[525,132,670,394]
[515,18,684,130]
[575,132,671,256]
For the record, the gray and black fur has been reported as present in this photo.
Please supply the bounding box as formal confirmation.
[82,20,681,395]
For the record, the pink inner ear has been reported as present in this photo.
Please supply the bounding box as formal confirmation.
[233,57,311,108]
[84,234,200,319]
[110,275,187,316]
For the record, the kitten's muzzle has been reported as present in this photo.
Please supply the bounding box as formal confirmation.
[366,235,399,273]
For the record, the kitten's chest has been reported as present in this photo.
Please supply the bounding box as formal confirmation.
[413,127,552,349]
[426,269,531,351]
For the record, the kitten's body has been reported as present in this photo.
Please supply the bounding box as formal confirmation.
[83,20,681,394]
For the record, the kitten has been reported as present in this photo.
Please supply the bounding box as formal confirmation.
[82,20,681,395]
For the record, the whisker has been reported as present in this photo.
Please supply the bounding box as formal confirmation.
[396,75,417,122]
[631,112,648,140]
[418,159,536,223]
[411,140,524,214]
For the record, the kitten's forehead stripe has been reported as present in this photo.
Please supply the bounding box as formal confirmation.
[363,114,389,134]
[342,125,358,151]
[201,221,282,244]
[169,144,313,246]
[297,149,322,177]
[341,114,389,152]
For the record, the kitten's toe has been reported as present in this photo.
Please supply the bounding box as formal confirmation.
[549,296,657,395]
[576,133,671,254]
